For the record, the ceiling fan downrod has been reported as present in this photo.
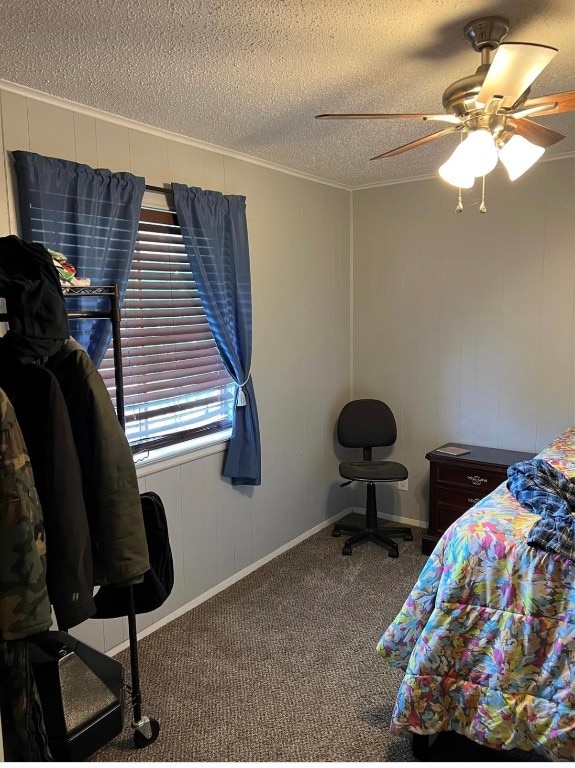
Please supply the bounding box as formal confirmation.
[442,16,510,116]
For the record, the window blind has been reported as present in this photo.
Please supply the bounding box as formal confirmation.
[99,208,234,453]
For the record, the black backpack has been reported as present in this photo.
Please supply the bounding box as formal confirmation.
[93,492,174,618]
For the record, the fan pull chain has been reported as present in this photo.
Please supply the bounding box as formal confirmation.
[454,130,465,213]
[480,175,487,213]
[456,188,464,213]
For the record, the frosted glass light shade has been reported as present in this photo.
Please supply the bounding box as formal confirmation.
[498,135,545,181]
[459,129,499,177]
[438,154,475,188]
[438,129,499,187]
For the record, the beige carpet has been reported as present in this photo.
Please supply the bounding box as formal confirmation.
[91,522,545,762]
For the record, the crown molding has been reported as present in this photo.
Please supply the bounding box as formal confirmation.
[352,151,575,191]
[0,79,352,192]
[3,79,572,194]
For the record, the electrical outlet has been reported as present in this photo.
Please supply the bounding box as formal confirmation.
[397,479,409,491]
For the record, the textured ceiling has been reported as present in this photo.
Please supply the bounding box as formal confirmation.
[0,0,573,188]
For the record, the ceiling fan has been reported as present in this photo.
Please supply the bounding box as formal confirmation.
[316,16,575,187]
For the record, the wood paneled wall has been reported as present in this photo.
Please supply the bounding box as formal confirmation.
[6,82,571,653]
[0,85,352,651]
[352,158,575,526]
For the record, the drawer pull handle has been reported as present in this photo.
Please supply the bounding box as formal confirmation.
[467,474,488,486]
[468,497,481,505]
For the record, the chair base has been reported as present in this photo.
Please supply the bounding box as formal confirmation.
[333,483,413,557]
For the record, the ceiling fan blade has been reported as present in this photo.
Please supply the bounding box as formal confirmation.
[370,127,458,161]
[513,90,575,118]
[511,102,559,119]
[316,112,461,124]
[507,117,566,148]
[477,42,558,109]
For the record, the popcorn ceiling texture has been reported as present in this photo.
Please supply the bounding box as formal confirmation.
[0,0,573,187]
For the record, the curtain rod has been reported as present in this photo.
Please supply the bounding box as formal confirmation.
[145,184,174,196]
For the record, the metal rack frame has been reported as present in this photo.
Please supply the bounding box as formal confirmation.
[64,284,160,748]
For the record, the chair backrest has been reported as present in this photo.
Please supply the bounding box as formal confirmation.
[337,399,397,449]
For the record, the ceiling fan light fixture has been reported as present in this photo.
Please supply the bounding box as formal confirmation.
[458,129,499,176]
[438,155,475,188]
[498,134,545,180]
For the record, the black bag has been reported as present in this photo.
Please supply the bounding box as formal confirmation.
[29,630,124,761]
[93,491,174,618]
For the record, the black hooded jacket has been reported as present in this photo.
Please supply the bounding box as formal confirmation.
[0,235,69,359]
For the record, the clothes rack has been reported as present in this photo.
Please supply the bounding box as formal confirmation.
[0,283,160,751]
[63,284,160,749]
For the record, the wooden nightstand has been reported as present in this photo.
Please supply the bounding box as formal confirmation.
[422,443,536,555]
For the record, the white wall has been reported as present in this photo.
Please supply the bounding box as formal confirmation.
[352,157,575,526]
[0,84,352,652]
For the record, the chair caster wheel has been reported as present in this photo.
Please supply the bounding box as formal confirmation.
[388,549,399,558]
[342,545,352,556]
[404,533,414,541]
[332,529,341,537]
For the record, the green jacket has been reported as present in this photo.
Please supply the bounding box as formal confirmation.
[0,388,52,640]
[46,339,150,586]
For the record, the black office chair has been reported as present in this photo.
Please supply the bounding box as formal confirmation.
[333,399,413,558]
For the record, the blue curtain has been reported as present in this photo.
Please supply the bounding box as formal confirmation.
[172,183,261,487]
[12,150,144,366]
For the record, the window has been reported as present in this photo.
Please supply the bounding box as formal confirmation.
[99,208,234,455]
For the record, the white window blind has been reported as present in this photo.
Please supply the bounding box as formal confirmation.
[99,207,234,453]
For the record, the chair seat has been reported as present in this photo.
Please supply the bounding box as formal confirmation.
[339,460,408,483]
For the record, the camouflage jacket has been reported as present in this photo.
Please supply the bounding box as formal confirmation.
[0,388,52,640]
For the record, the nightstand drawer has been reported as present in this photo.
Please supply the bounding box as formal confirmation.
[435,487,485,534]
[435,464,504,493]
[436,486,485,510]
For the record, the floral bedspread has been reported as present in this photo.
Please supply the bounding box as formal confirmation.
[377,427,575,761]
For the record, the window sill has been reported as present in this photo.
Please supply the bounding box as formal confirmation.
[134,429,232,478]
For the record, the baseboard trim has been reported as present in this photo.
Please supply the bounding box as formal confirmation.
[106,508,352,657]
[107,506,424,656]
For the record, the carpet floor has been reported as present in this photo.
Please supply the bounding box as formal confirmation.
[91,522,546,762]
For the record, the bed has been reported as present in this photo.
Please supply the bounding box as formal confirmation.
[377,427,575,762]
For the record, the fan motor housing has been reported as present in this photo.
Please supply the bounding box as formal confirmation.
[442,70,486,116]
